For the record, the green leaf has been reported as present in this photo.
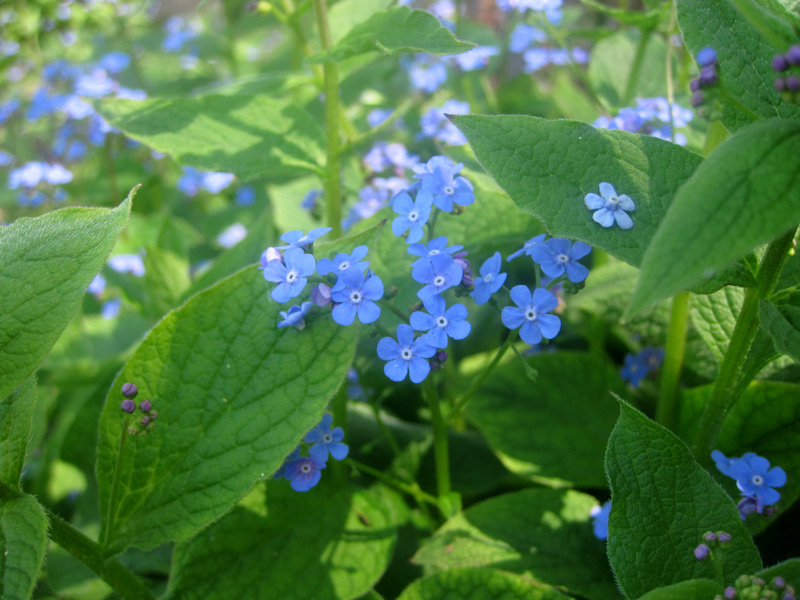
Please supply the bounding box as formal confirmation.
[450,114,703,269]
[759,298,800,362]
[465,352,627,487]
[96,96,325,181]
[166,485,403,600]
[580,0,668,28]
[675,0,800,131]
[310,6,475,63]
[606,401,762,598]
[0,494,49,600]
[690,287,745,363]
[328,0,394,44]
[677,381,800,535]
[0,189,134,400]
[636,580,722,600]
[630,119,800,313]
[95,267,358,553]
[397,568,575,600]
[413,488,619,600]
[142,246,190,318]
[757,559,800,587]
[0,377,36,489]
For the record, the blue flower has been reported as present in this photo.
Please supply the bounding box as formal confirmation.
[471,252,507,305]
[406,55,447,93]
[419,100,469,145]
[584,183,635,230]
[620,353,647,387]
[696,47,717,67]
[377,324,437,383]
[415,156,475,212]
[102,298,121,319]
[100,51,131,74]
[108,253,145,277]
[217,223,247,248]
[509,24,546,53]
[367,108,393,128]
[276,227,333,250]
[501,286,561,345]
[639,347,665,371]
[530,238,591,283]
[285,453,327,492]
[317,245,370,282]
[235,186,256,206]
[507,234,547,262]
[301,189,322,212]
[273,446,301,480]
[262,247,315,303]
[304,414,349,461]
[712,450,756,478]
[453,46,499,71]
[278,302,313,330]
[590,501,611,540]
[330,270,383,325]
[412,253,464,303]
[407,236,464,268]
[392,191,433,244]
[730,453,787,507]
[410,294,471,348]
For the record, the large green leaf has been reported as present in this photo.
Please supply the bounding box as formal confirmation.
[96,95,325,181]
[676,0,800,131]
[95,267,358,554]
[637,580,722,600]
[310,6,475,63]
[328,0,394,44]
[397,568,575,600]
[756,559,800,587]
[0,494,48,600]
[465,352,626,487]
[451,115,703,269]
[413,488,619,600]
[0,190,134,399]
[141,246,190,318]
[759,298,800,363]
[166,485,403,600]
[0,377,36,489]
[690,287,745,363]
[606,402,762,599]
[631,119,800,313]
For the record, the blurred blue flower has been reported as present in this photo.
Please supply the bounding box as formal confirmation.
[262,247,315,302]
[27,88,68,121]
[217,223,247,248]
[100,51,130,74]
[330,270,384,325]
[74,68,116,97]
[87,114,114,145]
[392,190,433,244]
[0,150,14,167]
[530,238,591,282]
[367,108,393,128]
[584,182,635,230]
[342,185,388,230]
[620,353,647,387]
[276,227,332,250]
[412,253,463,302]
[108,253,145,277]
[101,298,122,319]
[407,236,463,268]
[419,100,469,145]
[43,60,78,82]
[501,286,561,345]
[507,234,546,262]
[63,95,95,119]
[407,55,447,93]
[9,162,73,188]
[471,252,507,305]
[0,99,19,124]
[377,323,437,383]
[235,186,256,206]
[410,294,471,348]
[591,501,611,540]
[87,274,106,296]
[163,16,198,52]
[116,87,147,101]
[305,414,349,461]
[452,46,499,71]
[509,24,546,53]
[278,301,313,330]
[285,453,327,492]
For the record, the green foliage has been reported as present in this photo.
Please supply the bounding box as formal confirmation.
[631,119,800,313]
[310,6,475,63]
[450,115,702,269]
[0,190,133,400]
[690,287,744,363]
[141,246,190,318]
[0,494,49,600]
[759,298,800,363]
[96,96,325,181]
[606,401,762,598]
[465,352,626,487]
[756,559,800,586]
[0,377,36,489]
[413,488,619,600]
[396,568,575,600]
[636,580,722,600]
[166,485,404,600]
[95,267,358,554]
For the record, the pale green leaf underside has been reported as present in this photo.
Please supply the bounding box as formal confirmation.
[631,119,800,313]
[0,190,133,399]
[759,299,800,362]
[451,115,703,269]
[397,568,575,600]
[1,495,49,600]
[96,95,325,181]
[311,6,475,63]
[0,377,36,489]
[96,267,358,553]
[413,488,619,600]
[166,485,402,600]
[465,352,627,487]
[606,402,761,599]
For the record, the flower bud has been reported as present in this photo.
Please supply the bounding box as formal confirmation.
[724,587,737,599]
[787,45,800,66]
[694,543,710,561]
[121,382,138,398]
[140,400,152,413]
[773,54,789,72]
[311,283,332,307]
[699,66,718,87]
[776,77,787,92]
[260,247,283,268]
[121,399,136,414]
[717,531,731,545]
[773,578,786,590]
[787,75,800,92]
[704,531,718,543]
[690,78,701,92]
[140,415,150,427]
[691,91,704,107]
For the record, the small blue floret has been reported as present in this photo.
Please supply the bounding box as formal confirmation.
[305,414,349,461]
[501,286,561,345]
[410,294,471,349]
[471,252,507,305]
[530,238,591,283]
[330,270,383,326]
[377,324,437,383]
[584,183,635,230]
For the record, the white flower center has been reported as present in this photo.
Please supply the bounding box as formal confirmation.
[606,195,620,210]
[484,273,494,283]
[408,210,419,222]
[401,347,413,360]
[433,276,446,286]
[556,253,569,264]
[301,463,311,473]
[286,270,298,282]
[752,475,764,486]
[338,260,350,271]
[436,316,448,328]
[350,290,362,303]
[525,309,537,321]
[429,249,440,256]
[444,185,455,195]
[323,433,332,443]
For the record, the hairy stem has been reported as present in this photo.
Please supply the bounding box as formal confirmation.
[655,291,690,429]
[423,378,450,499]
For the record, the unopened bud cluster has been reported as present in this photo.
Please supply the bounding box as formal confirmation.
[694,530,732,571]
[690,47,719,113]
[772,45,800,99]
[118,382,158,436]
[714,575,796,600]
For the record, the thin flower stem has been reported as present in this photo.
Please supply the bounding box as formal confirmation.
[100,414,129,551]
[369,399,403,460]
[691,230,796,462]
[623,29,652,106]
[655,291,690,429]
[379,298,409,322]
[348,458,439,506]
[423,377,451,499]
[665,5,677,144]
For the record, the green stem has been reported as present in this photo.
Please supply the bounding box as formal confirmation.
[348,459,439,506]
[423,378,450,498]
[104,135,119,204]
[379,298,410,322]
[369,400,403,459]
[691,230,796,462]
[312,0,342,239]
[655,291,690,429]
[100,415,129,551]
[623,30,651,106]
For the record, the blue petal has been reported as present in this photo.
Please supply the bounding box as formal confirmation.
[509,285,532,310]
[406,222,425,244]
[584,192,604,210]
[392,216,410,237]
[536,313,561,339]
[532,288,558,313]
[565,261,589,283]
[501,306,525,329]
[592,208,614,228]
[332,302,357,326]
[445,319,471,340]
[410,311,436,331]
[361,274,384,300]
[408,357,431,383]
[377,337,401,360]
[470,281,490,305]
[614,209,634,230]
[356,300,381,324]
[393,192,414,215]
[263,260,287,283]
[426,327,448,349]
[384,358,409,382]
[330,442,349,461]
[765,466,787,487]
[519,321,543,345]
[397,324,415,347]
[599,182,616,200]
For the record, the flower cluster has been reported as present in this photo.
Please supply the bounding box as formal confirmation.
[419,100,470,146]
[620,347,664,387]
[712,450,787,519]
[689,48,720,114]
[772,45,800,98]
[118,382,158,436]
[508,24,588,73]
[273,414,349,492]
[717,575,796,600]
[594,97,693,146]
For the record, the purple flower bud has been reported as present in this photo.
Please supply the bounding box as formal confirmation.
[436,350,448,363]
[260,247,283,267]
[776,77,787,92]
[699,65,718,86]
[121,399,136,413]
[691,91,704,107]
[724,587,736,599]
[140,400,152,412]
[774,578,786,589]
[784,593,796,600]
[717,531,731,544]
[453,251,472,286]
[121,382,138,398]
[694,543,710,561]
[787,75,800,92]
[140,415,150,427]
[311,283,332,307]
[752,578,765,587]
[690,78,701,92]
[773,54,789,72]
[787,45,800,66]
[738,494,761,519]
[704,532,717,543]
[697,47,717,67]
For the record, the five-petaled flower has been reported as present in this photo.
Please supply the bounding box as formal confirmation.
[392,190,433,244]
[410,294,471,348]
[262,247,316,303]
[377,324,437,383]
[590,501,611,540]
[412,253,463,303]
[501,286,561,345]
[276,227,332,250]
[407,236,463,268]
[277,301,313,330]
[415,156,475,212]
[507,234,546,262]
[284,453,327,492]
[471,251,507,305]
[584,183,635,230]
[530,237,591,282]
[330,269,384,326]
[304,414,349,461]
[730,453,787,507]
